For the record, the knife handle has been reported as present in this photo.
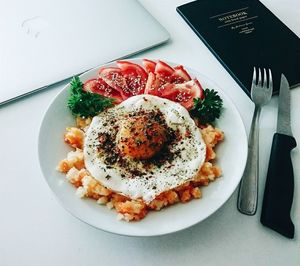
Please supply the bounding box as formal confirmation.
[260,133,296,238]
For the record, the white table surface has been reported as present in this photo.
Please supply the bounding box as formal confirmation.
[1,0,299,265]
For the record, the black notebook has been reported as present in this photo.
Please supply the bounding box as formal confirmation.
[177,0,300,96]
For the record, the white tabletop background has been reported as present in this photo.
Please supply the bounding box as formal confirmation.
[1,0,299,265]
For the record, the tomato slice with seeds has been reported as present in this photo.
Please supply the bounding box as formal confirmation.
[145,60,176,95]
[173,65,192,82]
[154,61,191,84]
[142,59,156,73]
[98,67,128,96]
[83,79,100,93]
[97,60,204,110]
[144,72,156,94]
[154,60,175,83]
[159,79,204,109]
[194,79,205,100]
[117,60,148,97]
[144,72,170,97]
[98,61,148,99]
[83,78,123,103]
[117,60,148,80]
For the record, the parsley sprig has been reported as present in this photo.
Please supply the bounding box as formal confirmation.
[190,88,223,124]
[67,76,114,117]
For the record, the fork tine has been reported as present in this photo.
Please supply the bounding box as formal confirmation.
[263,68,267,88]
[252,67,257,86]
[258,68,262,87]
[268,69,273,90]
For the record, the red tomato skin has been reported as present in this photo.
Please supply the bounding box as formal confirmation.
[159,79,202,109]
[194,79,205,99]
[173,65,192,81]
[96,60,204,109]
[154,61,191,84]
[83,78,98,93]
[98,67,122,76]
[116,60,148,96]
[142,59,156,73]
[144,72,171,97]
[83,78,123,103]
[98,67,126,93]
[154,60,175,77]
[144,72,156,94]
[117,60,148,80]
[98,67,129,99]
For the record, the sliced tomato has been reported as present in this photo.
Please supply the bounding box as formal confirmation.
[98,67,127,92]
[83,79,99,93]
[97,60,202,108]
[154,60,175,76]
[145,72,174,97]
[159,79,203,109]
[145,72,161,96]
[98,67,129,99]
[142,59,156,73]
[154,61,191,84]
[83,78,123,103]
[144,72,156,94]
[99,64,147,99]
[116,60,148,97]
[154,60,175,83]
[117,60,148,80]
[172,65,192,83]
[194,79,205,99]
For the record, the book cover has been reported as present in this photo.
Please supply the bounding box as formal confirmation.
[177,0,300,96]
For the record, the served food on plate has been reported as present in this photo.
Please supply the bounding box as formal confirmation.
[57,59,224,222]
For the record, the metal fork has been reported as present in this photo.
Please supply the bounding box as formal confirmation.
[237,67,273,215]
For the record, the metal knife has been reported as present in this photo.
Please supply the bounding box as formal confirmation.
[260,74,296,239]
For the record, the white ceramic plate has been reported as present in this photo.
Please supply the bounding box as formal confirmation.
[38,59,247,236]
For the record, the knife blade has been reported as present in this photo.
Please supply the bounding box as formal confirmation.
[260,74,296,239]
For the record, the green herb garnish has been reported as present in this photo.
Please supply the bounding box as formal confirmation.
[190,88,223,124]
[67,76,114,117]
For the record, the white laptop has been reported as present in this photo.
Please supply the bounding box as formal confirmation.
[0,0,169,105]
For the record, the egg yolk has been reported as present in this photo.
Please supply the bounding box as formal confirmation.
[116,115,167,160]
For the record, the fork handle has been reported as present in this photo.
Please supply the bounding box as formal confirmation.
[237,105,261,215]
